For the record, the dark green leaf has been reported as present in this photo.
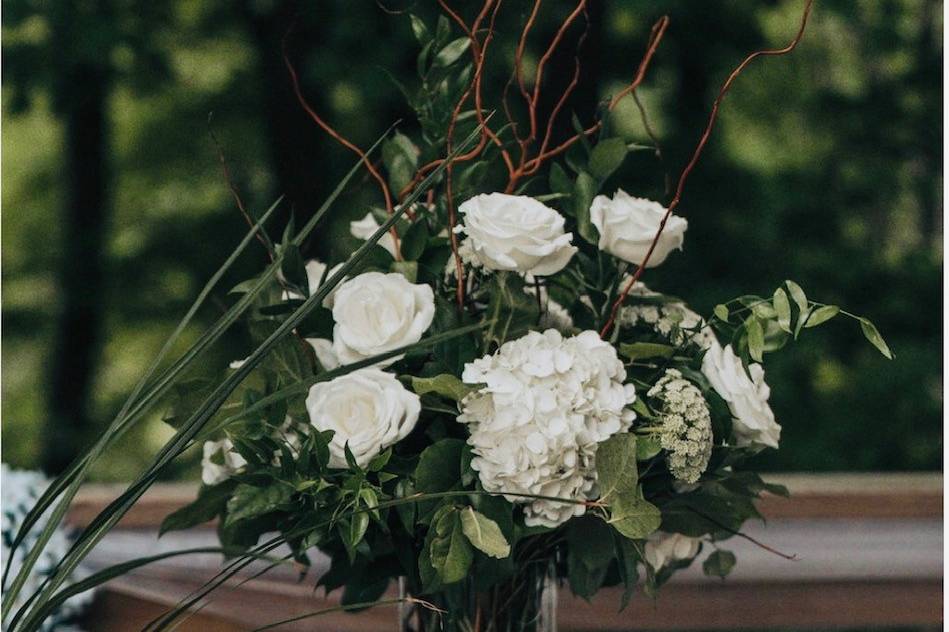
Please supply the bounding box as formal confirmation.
[409,14,430,43]
[703,549,736,579]
[549,162,572,197]
[595,433,638,501]
[573,171,599,245]
[588,138,628,180]
[610,494,661,539]
[160,480,235,536]
[636,435,662,460]
[225,483,292,527]
[619,342,675,361]
[566,516,614,600]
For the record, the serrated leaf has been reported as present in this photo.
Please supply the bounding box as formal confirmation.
[859,318,893,359]
[609,493,661,539]
[595,434,638,501]
[588,138,628,180]
[746,318,765,362]
[619,342,675,361]
[773,288,792,333]
[412,374,475,402]
[804,305,839,328]
[460,507,510,558]
[713,304,729,322]
[573,171,599,245]
[703,550,736,579]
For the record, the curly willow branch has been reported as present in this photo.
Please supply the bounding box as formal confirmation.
[599,0,816,338]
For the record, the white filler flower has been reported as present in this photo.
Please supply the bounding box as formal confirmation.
[456,193,577,275]
[330,271,435,366]
[701,342,781,449]
[589,189,687,267]
[306,368,421,469]
[644,531,702,570]
[201,439,248,486]
[647,369,713,484]
[618,282,716,349]
[458,329,636,527]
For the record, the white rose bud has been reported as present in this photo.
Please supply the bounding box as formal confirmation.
[644,532,702,570]
[306,368,421,469]
[701,341,781,449]
[201,439,247,486]
[456,193,577,275]
[589,189,687,267]
[331,271,435,366]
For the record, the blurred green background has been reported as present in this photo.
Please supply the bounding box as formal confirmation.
[1,0,942,480]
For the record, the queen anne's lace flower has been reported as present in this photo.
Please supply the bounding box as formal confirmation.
[457,330,636,527]
[618,283,716,349]
[647,369,713,484]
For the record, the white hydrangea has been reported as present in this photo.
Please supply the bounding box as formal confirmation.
[457,330,636,527]
[618,283,716,349]
[647,369,713,484]
[201,439,247,486]
[2,464,93,630]
[644,531,702,571]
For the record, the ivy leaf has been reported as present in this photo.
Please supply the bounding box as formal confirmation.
[619,342,675,361]
[859,318,894,359]
[459,507,511,559]
[573,171,599,245]
[745,318,765,362]
[411,374,475,402]
[595,433,638,501]
[588,137,628,180]
[610,493,661,539]
[772,288,792,333]
[804,305,840,328]
[703,550,737,579]
[225,483,292,527]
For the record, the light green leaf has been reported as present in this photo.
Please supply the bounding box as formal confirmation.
[713,304,729,322]
[636,435,662,461]
[588,138,628,180]
[619,342,675,361]
[785,280,808,314]
[609,493,661,539]
[409,14,429,43]
[860,318,894,359]
[460,507,510,559]
[751,302,777,319]
[411,374,475,402]
[390,260,418,283]
[773,288,792,333]
[746,318,765,362]
[433,37,470,67]
[703,549,736,579]
[804,305,839,328]
[595,434,638,501]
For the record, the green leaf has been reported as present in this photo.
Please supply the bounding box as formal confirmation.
[785,280,808,314]
[713,304,729,322]
[549,162,572,196]
[612,533,640,610]
[703,550,737,579]
[746,318,765,363]
[382,132,420,196]
[636,435,662,460]
[400,218,429,262]
[595,433,638,501]
[573,171,599,245]
[482,272,539,347]
[805,305,840,328]
[225,483,292,527]
[859,318,894,359]
[773,288,792,333]
[433,37,470,67]
[411,374,475,402]
[588,137,628,180]
[429,509,473,584]
[409,14,430,43]
[751,302,777,319]
[610,494,661,539]
[390,260,418,283]
[460,507,510,558]
[160,481,235,536]
[619,342,675,361]
[566,516,614,600]
[415,438,465,495]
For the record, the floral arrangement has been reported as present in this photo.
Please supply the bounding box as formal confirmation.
[2,2,891,631]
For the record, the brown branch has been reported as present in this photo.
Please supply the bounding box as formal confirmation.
[600,0,815,338]
[282,27,402,258]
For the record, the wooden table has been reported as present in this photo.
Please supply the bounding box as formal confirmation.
[69,473,942,631]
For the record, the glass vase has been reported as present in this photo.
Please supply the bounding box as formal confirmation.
[398,558,558,632]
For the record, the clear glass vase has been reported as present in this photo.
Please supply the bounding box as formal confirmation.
[398,559,558,632]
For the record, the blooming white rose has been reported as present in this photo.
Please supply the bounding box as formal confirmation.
[330,271,435,366]
[350,212,399,258]
[644,532,701,570]
[701,342,781,449]
[201,439,247,486]
[458,329,636,527]
[456,193,577,275]
[306,368,421,468]
[589,189,687,267]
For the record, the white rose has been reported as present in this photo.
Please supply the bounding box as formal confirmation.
[644,532,701,570]
[589,189,687,267]
[456,193,577,275]
[283,259,343,305]
[330,271,435,366]
[701,342,781,449]
[201,439,247,486]
[305,368,421,468]
[350,212,399,259]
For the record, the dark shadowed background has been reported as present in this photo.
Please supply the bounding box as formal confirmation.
[1,0,942,480]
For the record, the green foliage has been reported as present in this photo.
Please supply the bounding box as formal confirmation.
[703,549,737,579]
